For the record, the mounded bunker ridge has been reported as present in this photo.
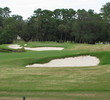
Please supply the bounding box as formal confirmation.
[8,44,64,51]
[26,55,100,67]
[8,44,100,67]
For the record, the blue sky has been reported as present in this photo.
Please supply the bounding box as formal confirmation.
[0,0,109,19]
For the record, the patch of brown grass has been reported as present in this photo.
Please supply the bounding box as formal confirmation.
[69,44,110,52]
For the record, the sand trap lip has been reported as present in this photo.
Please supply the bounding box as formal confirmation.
[26,56,100,67]
[8,44,64,51]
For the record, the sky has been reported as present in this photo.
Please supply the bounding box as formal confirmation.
[0,0,109,19]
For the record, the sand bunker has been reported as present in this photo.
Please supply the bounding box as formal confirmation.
[8,44,64,51]
[25,47,64,51]
[8,44,22,49]
[26,56,100,67]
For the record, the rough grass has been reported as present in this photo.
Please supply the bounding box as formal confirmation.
[71,44,110,52]
[0,41,110,99]
[0,92,110,100]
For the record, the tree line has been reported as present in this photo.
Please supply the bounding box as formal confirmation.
[0,2,110,44]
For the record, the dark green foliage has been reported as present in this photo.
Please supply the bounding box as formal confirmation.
[0,2,110,44]
[18,21,33,42]
[101,2,110,21]
[0,7,23,44]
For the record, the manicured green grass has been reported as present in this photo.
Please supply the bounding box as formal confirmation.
[0,41,110,100]
[16,41,75,49]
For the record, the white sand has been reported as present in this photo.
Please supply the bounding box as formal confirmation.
[26,56,100,67]
[25,47,64,51]
[8,44,64,51]
[8,44,22,49]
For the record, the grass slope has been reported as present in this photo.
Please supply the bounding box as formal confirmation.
[0,41,110,100]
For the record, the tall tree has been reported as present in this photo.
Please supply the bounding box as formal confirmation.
[0,7,11,18]
[58,24,68,42]
[101,2,110,21]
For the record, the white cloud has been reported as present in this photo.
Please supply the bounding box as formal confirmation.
[0,0,109,19]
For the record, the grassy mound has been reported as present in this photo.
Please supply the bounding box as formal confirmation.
[0,48,25,53]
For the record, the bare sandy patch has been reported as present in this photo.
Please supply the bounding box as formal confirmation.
[8,44,64,51]
[26,56,100,67]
